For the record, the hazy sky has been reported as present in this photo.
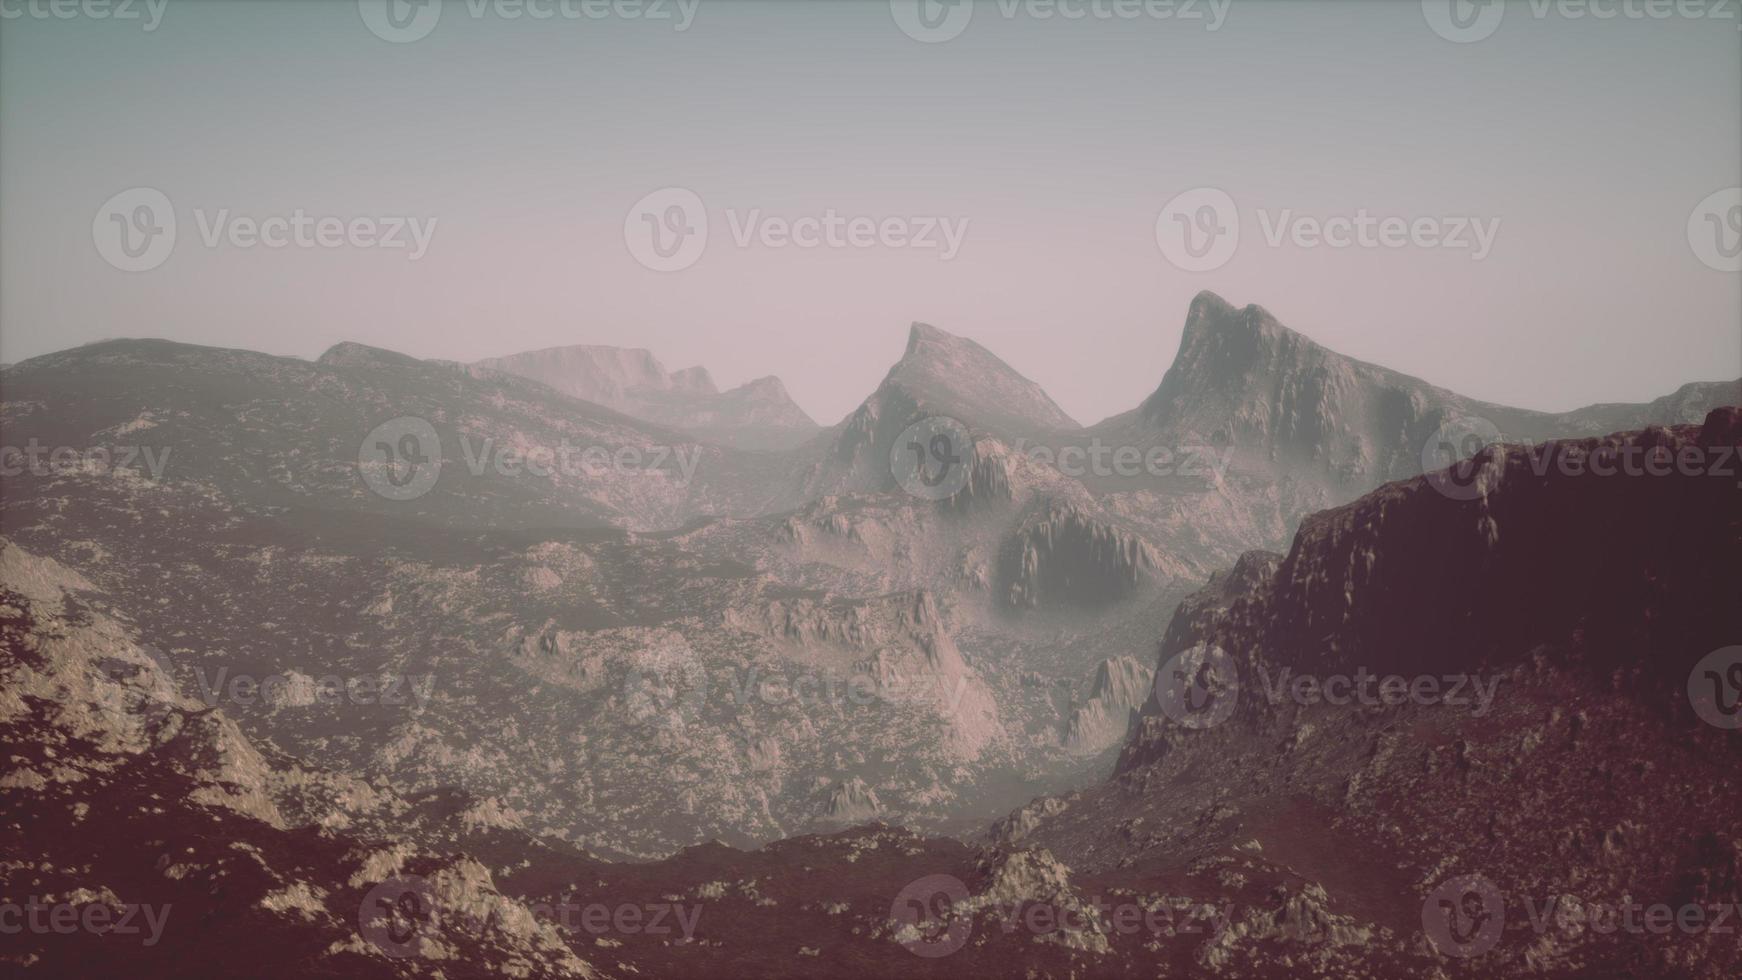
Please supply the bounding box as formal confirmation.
[2,0,1738,426]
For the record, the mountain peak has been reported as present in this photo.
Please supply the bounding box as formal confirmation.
[671,365,718,394]
[885,321,1079,434]
[316,341,424,369]
[904,321,959,357]
[1176,292,1289,365]
[1186,288,1237,319]
[1137,294,1311,425]
[729,375,791,399]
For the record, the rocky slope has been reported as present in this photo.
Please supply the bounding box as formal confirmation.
[2,298,1732,863]
[0,539,604,979]
[994,408,1742,977]
[792,322,1080,502]
[14,411,1736,978]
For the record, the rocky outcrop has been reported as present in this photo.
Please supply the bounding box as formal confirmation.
[724,590,1003,759]
[999,502,1158,610]
[822,777,883,822]
[893,323,1079,436]
[0,539,603,978]
[1061,656,1154,756]
[1126,406,1742,775]
[796,322,1078,501]
[996,412,1742,978]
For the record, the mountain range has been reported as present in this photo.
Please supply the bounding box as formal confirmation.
[6,406,1736,977]
[473,344,818,451]
[2,293,1738,976]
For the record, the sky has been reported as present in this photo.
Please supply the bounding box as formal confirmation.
[2,0,1738,427]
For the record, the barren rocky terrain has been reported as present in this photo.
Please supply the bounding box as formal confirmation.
[3,294,1738,977]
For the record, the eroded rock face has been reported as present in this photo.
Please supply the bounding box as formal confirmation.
[723,589,1003,760]
[1062,657,1154,756]
[0,539,604,979]
[823,777,884,823]
[1126,407,1742,774]
[1007,411,1742,978]
[1000,502,1158,610]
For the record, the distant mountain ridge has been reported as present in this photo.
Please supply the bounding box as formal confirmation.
[3,299,1735,861]
[1093,291,1741,494]
[474,343,818,450]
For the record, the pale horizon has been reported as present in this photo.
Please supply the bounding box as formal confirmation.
[3,0,1738,426]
